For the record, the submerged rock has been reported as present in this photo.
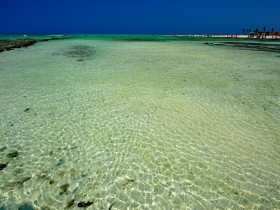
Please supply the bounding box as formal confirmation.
[108,202,115,210]
[57,158,65,166]
[49,180,55,185]
[18,203,34,210]
[0,163,8,170]
[77,201,93,207]
[0,147,7,152]
[66,199,75,208]
[59,183,69,195]
[7,151,19,158]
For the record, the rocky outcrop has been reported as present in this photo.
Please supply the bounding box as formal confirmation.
[0,39,37,53]
[0,37,67,53]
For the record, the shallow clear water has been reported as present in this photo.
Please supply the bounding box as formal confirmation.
[0,36,280,209]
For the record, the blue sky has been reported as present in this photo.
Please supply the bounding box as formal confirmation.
[0,0,279,34]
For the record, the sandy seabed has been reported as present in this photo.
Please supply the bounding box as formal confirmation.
[0,38,279,209]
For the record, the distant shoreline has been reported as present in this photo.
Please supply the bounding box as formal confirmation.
[178,34,280,40]
[1,35,280,54]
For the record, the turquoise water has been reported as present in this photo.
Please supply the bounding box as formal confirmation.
[0,35,279,209]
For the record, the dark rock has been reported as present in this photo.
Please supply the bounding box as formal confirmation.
[17,176,31,185]
[0,37,69,54]
[66,199,75,208]
[18,203,34,210]
[108,202,115,210]
[0,147,7,152]
[57,158,65,166]
[123,179,135,188]
[24,108,30,112]
[77,201,93,208]
[7,151,19,158]
[0,163,8,170]
[0,39,37,53]
[59,183,69,195]
[49,180,55,185]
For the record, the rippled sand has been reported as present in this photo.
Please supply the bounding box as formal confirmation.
[0,38,279,209]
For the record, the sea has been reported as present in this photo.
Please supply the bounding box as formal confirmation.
[0,34,279,209]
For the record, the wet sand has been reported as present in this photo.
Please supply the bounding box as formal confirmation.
[205,41,280,53]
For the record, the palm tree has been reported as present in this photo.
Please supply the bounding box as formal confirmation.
[263,26,266,32]
[271,28,274,39]
[242,28,245,35]
[255,28,259,32]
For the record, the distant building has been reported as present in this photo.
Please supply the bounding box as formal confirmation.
[250,31,280,39]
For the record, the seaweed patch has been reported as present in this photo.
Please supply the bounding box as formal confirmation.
[54,45,95,61]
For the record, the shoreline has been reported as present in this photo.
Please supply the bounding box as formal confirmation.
[176,34,280,40]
